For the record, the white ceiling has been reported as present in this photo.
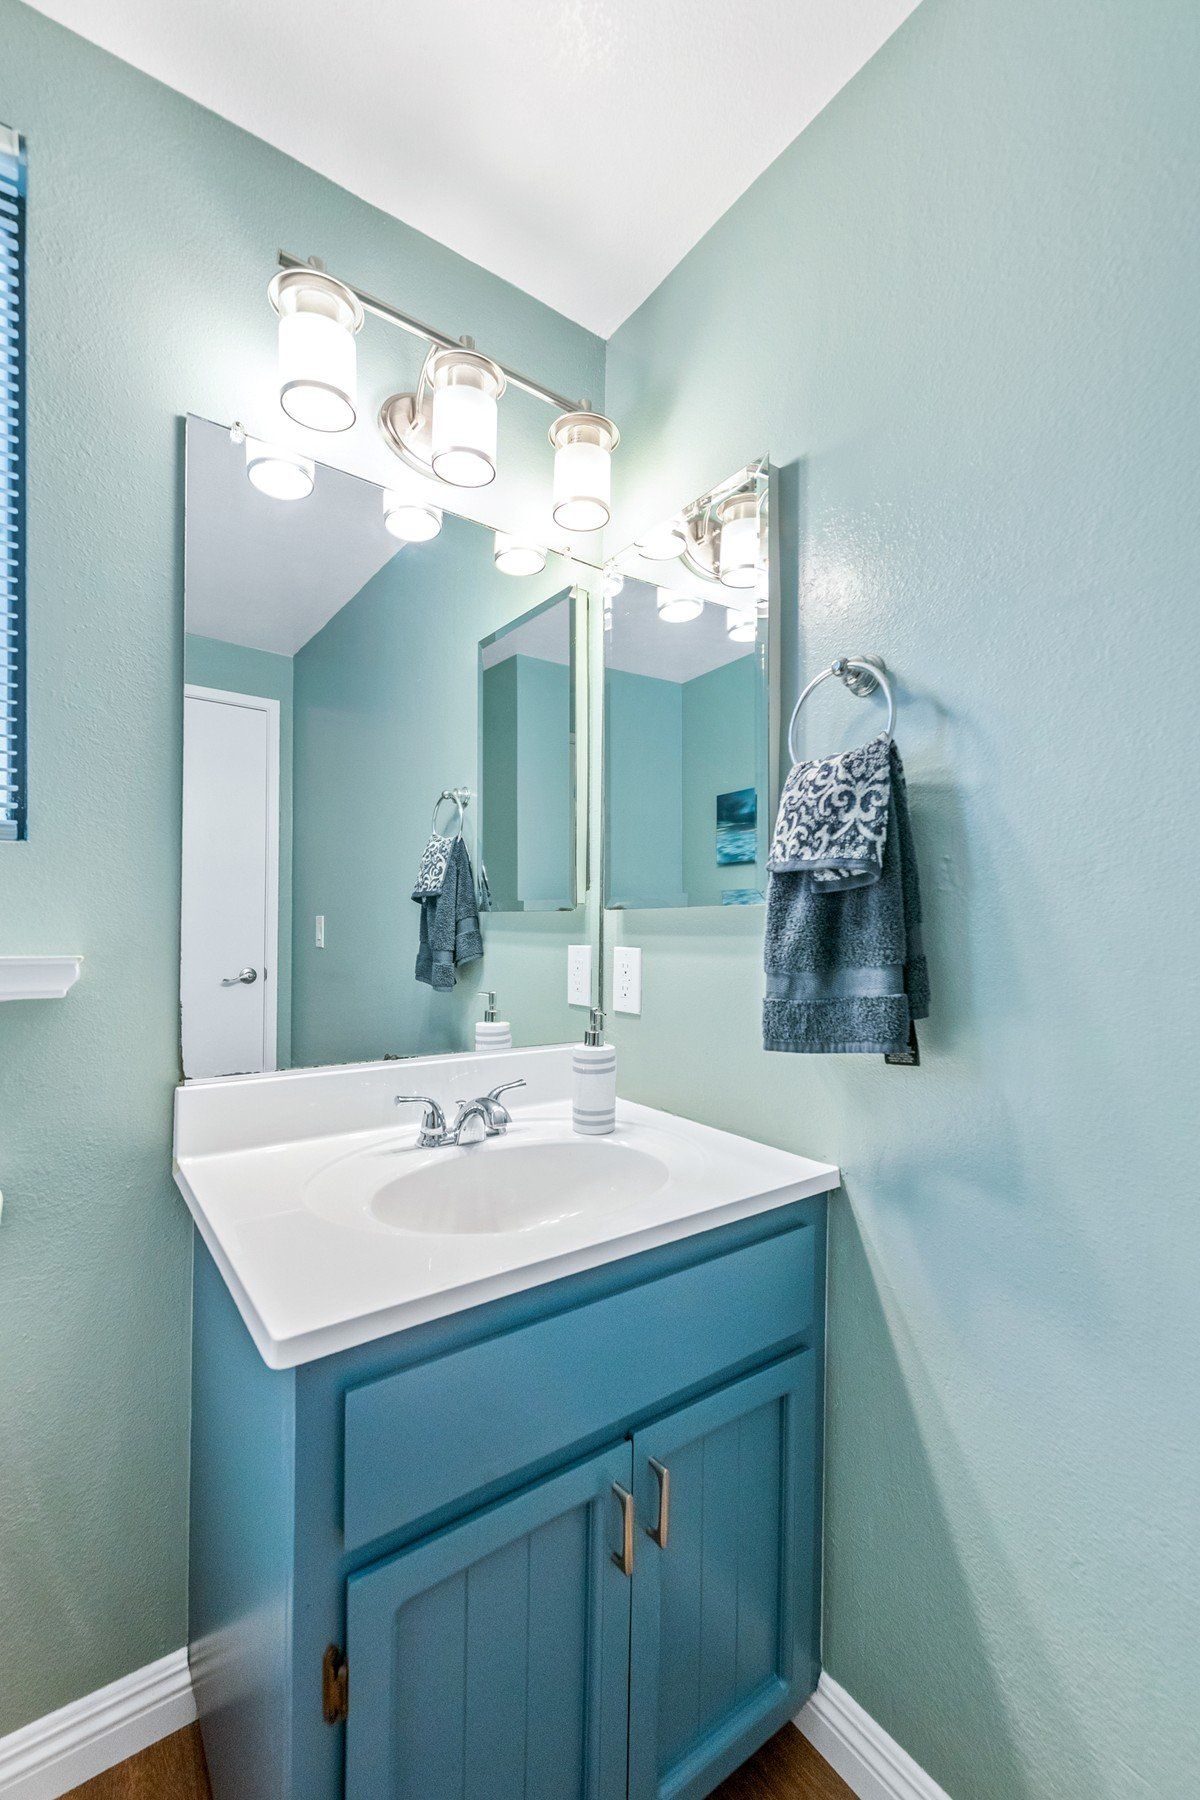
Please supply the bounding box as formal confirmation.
[185,417,399,654]
[28,0,919,334]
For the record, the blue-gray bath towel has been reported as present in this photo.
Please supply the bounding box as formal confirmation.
[763,733,929,1058]
[415,836,484,991]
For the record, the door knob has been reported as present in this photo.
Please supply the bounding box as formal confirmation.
[221,967,258,986]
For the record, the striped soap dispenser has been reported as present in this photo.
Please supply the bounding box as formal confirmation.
[572,1008,616,1135]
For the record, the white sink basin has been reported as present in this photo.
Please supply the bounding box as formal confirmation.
[305,1129,671,1237]
[173,1044,839,1367]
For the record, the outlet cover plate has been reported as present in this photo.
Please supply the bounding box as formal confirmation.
[613,945,642,1015]
[567,943,592,1008]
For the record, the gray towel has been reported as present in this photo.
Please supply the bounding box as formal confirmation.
[763,734,929,1058]
[415,837,484,990]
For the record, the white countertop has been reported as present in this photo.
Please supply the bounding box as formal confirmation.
[174,1045,839,1369]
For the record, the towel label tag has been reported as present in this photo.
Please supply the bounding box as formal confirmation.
[885,1020,921,1067]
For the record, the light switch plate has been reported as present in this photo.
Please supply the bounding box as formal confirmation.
[567,943,592,1007]
[613,945,642,1015]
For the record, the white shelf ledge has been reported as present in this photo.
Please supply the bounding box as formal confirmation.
[0,955,84,1000]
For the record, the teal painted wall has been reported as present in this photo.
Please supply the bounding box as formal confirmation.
[0,0,601,1735]
[605,669,684,906]
[291,530,584,1066]
[680,656,758,907]
[514,655,572,909]
[183,634,294,1063]
[605,2,1200,1796]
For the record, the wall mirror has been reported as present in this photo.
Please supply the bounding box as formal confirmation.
[479,593,577,913]
[181,415,598,1078]
[602,460,776,909]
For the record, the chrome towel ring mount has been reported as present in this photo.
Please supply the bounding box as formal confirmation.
[431,787,472,838]
[787,656,895,764]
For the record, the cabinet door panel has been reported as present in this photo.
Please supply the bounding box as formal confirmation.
[347,1442,633,1800]
[630,1352,818,1800]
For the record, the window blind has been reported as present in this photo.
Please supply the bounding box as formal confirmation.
[1,125,25,841]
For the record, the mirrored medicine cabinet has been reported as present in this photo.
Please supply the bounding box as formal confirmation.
[179,419,776,1080]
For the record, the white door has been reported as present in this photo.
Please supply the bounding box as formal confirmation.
[182,684,279,1078]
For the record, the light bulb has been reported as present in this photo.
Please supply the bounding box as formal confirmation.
[549,412,619,533]
[245,436,315,500]
[656,587,703,624]
[494,533,547,576]
[725,608,757,643]
[383,488,442,542]
[268,269,363,434]
[716,492,761,589]
[637,519,687,561]
[429,348,505,488]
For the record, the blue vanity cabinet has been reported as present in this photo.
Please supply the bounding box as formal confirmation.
[346,1441,635,1800]
[189,1196,827,1800]
[628,1353,818,1800]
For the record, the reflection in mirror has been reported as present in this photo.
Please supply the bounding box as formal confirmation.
[603,461,774,909]
[181,416,596,1078]
[479,594,575,913]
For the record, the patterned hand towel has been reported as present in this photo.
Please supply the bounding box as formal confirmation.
[412,831,455,901]
[763,734,929,1059]
[415,837,484,991]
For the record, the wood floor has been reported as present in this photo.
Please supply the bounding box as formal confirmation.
[65,1720,854,1800]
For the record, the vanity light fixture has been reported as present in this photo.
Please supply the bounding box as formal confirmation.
[267,267,364,433]
[637,518,688,562]
[244,436,315,500]
[429,347,505,488]
[725,608,758,643]
[493,532,547,577]
[601,566,625,600]
[383,487,442,542]
[656,587,704,624]
[715,491,762,590]
[549,412,619,532]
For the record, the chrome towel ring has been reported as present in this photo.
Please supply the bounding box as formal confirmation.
[787,656,894,764]
[431,788,470,837]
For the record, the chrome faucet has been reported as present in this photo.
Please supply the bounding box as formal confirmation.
[394,1079,526,1148]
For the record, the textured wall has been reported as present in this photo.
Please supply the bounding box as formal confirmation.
[605,1,1200,1795]
[0,0,601,1733]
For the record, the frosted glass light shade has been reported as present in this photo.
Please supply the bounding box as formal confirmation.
[656,587,703,624]
[269,270,364,434]
[716,493,761,589]
[637,519,687,561]
[549,412,619,533]
[428,349,505,488]
[494,533,547,576]
[245,437,315,500]
[602,567,624,599]
[383,488,442,542]
[726,608,757,643]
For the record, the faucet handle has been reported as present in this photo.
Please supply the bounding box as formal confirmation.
[394,1095,446,1137]
[484,1079,526,1103]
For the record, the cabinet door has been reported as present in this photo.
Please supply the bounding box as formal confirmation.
[629,1352,819,1800]
[346,1440,634,1800]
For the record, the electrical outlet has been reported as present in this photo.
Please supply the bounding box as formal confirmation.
[567,943,592,1007]
[613,945,642,1015]
[315,914,325,949]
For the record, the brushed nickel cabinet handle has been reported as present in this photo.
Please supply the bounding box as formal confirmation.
[647,1458,670,1550]
[611,1482,634,1576]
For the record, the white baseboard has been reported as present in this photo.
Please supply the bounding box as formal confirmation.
[797,1672,953,1800]
[0,1650,196,1800]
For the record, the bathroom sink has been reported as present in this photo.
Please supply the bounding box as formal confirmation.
[173,1044,839,1366]
[304,1129,671,1236]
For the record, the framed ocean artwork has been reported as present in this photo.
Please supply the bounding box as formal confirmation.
[716,786,757,865]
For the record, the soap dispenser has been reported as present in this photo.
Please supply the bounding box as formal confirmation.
[475,991,512,1052]
[573,1008,616,1135]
